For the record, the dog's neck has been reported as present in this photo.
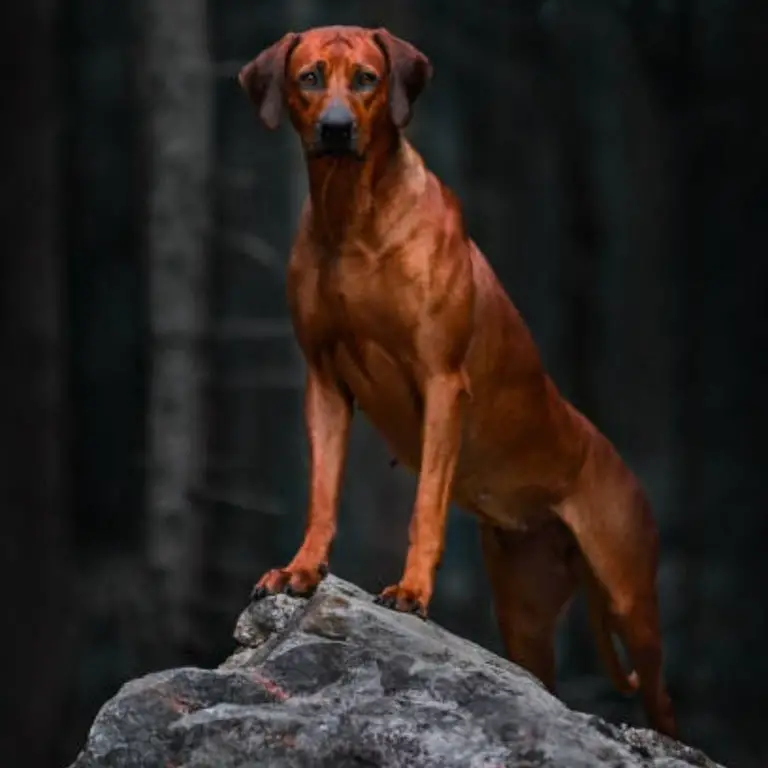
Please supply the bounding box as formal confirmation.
[304,131,415,248]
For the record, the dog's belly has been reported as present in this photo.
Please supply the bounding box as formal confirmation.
[453,471,561,532]
[332,338,564,533]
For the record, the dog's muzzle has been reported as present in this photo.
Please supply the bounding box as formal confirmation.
[314,99,357,156]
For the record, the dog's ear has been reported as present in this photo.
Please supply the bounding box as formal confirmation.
[238,32,301,130]
[373,28,433,128]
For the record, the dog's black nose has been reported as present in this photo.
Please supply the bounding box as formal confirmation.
[316,100,356,153]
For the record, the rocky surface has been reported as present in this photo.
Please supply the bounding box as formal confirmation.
[70,575,724,767]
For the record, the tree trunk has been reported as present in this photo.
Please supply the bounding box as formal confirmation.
[0,1,71,766]
[139,0,212,654]
[542,0,682,709]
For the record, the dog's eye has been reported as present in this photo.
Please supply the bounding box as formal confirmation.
[352,70,378,91]
[298,69,323,89]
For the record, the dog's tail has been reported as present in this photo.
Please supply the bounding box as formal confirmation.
[583,569,640,695]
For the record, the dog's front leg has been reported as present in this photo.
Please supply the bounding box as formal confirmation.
[251,364,352,600]
[376,371,466,617]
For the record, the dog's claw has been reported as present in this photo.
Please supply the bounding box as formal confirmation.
[375,584,429,618]
[250,565,328,603]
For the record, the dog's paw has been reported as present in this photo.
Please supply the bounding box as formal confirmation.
[374,583,429,619]
[250,562,328,602]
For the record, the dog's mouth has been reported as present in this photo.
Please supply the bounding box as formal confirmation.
[306,143,365,161]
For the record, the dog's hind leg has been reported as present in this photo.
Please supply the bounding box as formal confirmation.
[479,519,578,692]
[555,472,677,738]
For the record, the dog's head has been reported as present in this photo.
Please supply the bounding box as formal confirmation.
[238,26,432,159]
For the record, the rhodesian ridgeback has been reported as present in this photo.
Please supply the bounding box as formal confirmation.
[239,25,677,737]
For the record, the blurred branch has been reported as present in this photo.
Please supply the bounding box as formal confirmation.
[214,317,294,339]
[216,230,286,275]
[148,318,294,343]
[203,369,304,391]
[187,485,285,516]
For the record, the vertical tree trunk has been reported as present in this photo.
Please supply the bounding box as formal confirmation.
[139,0,212,653]
[544,0,679,525]
[542,0,682,712]
[0,1,71,765]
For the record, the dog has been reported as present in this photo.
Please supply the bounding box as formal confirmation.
[238,25,677,738]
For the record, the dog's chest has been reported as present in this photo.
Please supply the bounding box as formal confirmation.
[313,252,424,461]
[317,249,416,356]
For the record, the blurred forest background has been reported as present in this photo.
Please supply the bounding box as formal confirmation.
[2,0,766,766]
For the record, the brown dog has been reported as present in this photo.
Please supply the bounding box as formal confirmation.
[239,26,677,737]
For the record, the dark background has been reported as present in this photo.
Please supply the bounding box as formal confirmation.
[2,0,766,766]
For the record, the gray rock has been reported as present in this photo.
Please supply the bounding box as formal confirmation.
[70,575,724,768]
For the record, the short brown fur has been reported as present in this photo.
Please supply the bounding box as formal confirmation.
[240,25,677,737]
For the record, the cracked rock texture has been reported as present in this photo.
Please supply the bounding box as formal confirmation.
[70,575,725,767]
